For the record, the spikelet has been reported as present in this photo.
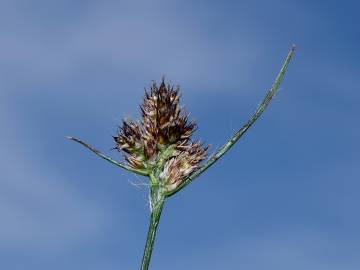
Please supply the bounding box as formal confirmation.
[140,80,196,157]
[159,141,208,192]
[114,78,207,190]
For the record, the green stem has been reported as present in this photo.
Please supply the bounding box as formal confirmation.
[140,194,165,270]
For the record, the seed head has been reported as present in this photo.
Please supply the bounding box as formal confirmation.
[113,79,208,191]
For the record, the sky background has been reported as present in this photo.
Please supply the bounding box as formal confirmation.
[1,0,359,269]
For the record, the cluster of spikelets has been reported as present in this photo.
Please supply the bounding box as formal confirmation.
[113,79,208,192]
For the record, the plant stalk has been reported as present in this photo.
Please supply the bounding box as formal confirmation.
[140,191,165,270]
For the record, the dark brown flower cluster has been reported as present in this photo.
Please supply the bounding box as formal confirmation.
[113,79,207,189]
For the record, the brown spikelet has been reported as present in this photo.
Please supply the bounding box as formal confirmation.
[140,79,196,156]
[114,78,208,184]
[160,141,208,191]
[113,120,143,155]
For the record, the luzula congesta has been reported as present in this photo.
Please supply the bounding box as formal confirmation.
[68,45,295,270]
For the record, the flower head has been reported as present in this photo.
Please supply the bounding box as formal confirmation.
[113,79,208,191]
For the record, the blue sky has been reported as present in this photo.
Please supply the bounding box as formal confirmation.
[1,0,359,269]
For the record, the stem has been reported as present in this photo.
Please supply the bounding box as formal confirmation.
[66,136,148,176]
[140,194,165,270]
[166,45,296,197]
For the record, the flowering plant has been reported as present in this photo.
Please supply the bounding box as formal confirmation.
[68,46,295,270]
